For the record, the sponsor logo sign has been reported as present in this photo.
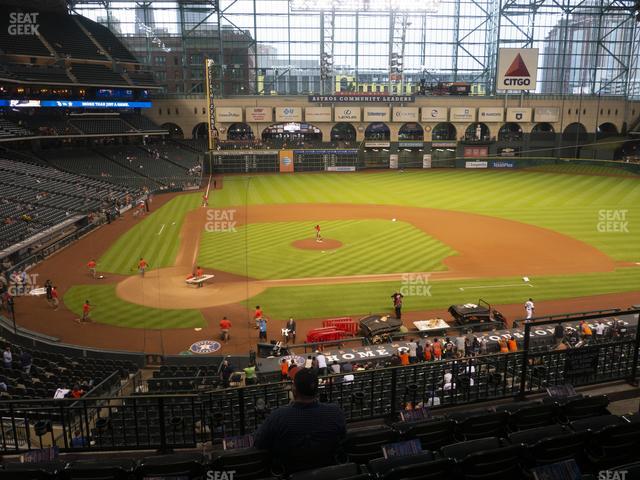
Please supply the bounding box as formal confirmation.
[478,107,504,122]
[431,142,457,148]
[399,141,424,148]
[304,107,332,122]
[334,107,360,121]
[422,154,432,169]
[364,141,391,148]
[421,107,448,122]
[326,166,356,172]
[497,48,539,90]
[506,108,532,123]
[450,107,476,122]
[465,161,488,168]
[363,107,390,122]
[392,107,419,122]
[389,154,399,169]
[275,107,302,122]
[246,107,272,122]
[215,107,243,122]
[189,340,221,354]
[534,107,560,123]
[492,161,516,168]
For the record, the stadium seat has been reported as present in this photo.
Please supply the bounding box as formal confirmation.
[569,414,625,432]
[440,436,502,460]
[209,448,271,480]
[0,462,64,479]
[61,459,137,479]
[342,425,398,463]
[584,421,640,470]
[502,402,559,431]
[136,453,205,479]
[448,410,509,440]
[559,395,610,422]
[509,424,589,468]
[289,463,364,480]
[458,444,525,480]
[393,418,456,450]
[367,451,435,476]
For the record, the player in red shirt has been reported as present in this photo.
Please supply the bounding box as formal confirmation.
[138,258,148,277]
[81,300,91,323]
[50,286,59,310]
[195,266,204,288]
[220,316,232,341]
[315,224,321,242]
[254,305,263,329]
[87,259,97,278]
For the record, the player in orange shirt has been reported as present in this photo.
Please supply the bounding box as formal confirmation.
[138,257,148,277]
[195,266,204,288]
[254,305,263,329]
[77,300,91,323]
[87,259,97,278]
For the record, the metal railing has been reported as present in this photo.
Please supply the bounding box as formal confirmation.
[0,309,636,453]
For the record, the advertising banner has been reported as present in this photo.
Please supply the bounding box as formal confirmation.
[478,107,504,122]
[450,107,476,122]
[334,106,361,122]
[279,150,295,173]
[497,48,539,91]
[215,107,243,122]
[246,107,273,123]
[308,94,413,103]
[304,107,332,122]
[392,107,419,122]
[364,107,391,122]
[534,107,560,123]
[465,160,488,168]
[421,107,448,122]
[506,108,532,123]
[422,154,432,169]
[364,141,391,148]
[326,166,356,172]
[275,107,302,122]
[464,146,489,158]
[389,154,399,169]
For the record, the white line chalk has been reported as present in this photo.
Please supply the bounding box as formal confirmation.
[458,283,534,292]
[157,224,165,235]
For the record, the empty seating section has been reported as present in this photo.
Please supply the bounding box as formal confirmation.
[0,344,137,401]
[44,148,157,191]
[37,14,106,61]
[120,114,165,132]
[0,155,130,247]
[147,364,222,393]
[2,64,71,84]
[0,119,33,139]
[0,8,51,57]
[144,142,203,170]
[74,16,138,62]
[69,118,136,135]
[102,145,194,188]
[70,64,125,85]
[126,70,156,86]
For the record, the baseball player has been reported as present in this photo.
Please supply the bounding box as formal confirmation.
[315,224,321,242]
[87,259,97,279]
[524,298,535,320]
[138,257,149,277]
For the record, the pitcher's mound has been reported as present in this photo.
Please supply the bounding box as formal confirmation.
[292,238,343,250]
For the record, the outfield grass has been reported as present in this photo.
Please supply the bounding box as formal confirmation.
[523,164,638,176]
[99,193,201,274]
[198,219,456,279]
[248,267,640,320]
[211,171,640,262]
[64,285,206,329]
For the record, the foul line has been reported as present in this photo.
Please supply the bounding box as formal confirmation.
[458,283,534,291]
[157,224,165,235]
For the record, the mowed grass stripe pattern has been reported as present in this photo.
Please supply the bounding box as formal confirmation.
[211,171,640,262]
[198,219,455,279]
[523,164,638,177]
[64,285,205,329]
[249,267,640,321]
[99,193,202,274]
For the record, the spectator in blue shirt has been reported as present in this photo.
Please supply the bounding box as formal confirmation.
[254,368,346,473]
[258,318,267,341]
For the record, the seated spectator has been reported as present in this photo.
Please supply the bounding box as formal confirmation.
[330,361,341,374]
[254,369,346,473]
[71,430,88,448]
[3,347,12,369]
[70,384,85,399]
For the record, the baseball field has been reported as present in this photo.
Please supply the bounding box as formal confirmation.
[20,165,640,353]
